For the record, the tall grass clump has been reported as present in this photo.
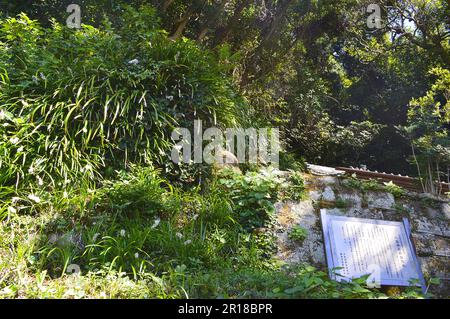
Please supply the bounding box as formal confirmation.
[0,6,245,193]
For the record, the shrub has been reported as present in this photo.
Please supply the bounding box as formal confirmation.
[0,8,246,190]
[288,225,308,243]
[282,171,306,201]
[182,264,425,299]
[31,165,263,278]
[97,165,169,218]
[383,181,406,199]
[216,168,284,230]
[342,177,383,192]
[335,197,351,209]
[279,151,306,172]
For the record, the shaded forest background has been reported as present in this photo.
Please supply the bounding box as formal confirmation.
[1,0,449,177]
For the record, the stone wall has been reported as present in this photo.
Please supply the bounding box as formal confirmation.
[274,172,449,297]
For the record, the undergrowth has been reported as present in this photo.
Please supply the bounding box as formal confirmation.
[0,10,427,300]
[0,165,426,299]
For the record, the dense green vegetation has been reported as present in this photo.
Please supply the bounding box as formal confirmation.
[2,1,449,175]
[0,1,448,298]
[0,164,425,298]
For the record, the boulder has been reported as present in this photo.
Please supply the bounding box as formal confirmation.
[442,203,450,220]
[309,190,322,201]
[275,201,326,266]
[338,192,363,209]
[366,192,395,210]
[321,187,336,202]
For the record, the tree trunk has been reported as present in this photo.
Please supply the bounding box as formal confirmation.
[241,0,295,84]
[259,0,295,48]
[214,0,252,45]
[428,160,435,194]
[197,0,229,42]
[411,143,425,192]
[169,8,195,40]
[436,161,442,196]
[161,0,175,13]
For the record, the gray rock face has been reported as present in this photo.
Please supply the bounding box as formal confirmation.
[412,233,435,256]
[309,190,321,201]
[321,186,336,202]
[275,172,450,297]
[366,192,395,210]
[442,203,450,219]
[274,201,325,266]
[419,256,450,297]
[307,164,345,176]
[339,192,362,209]
[315,176,338,186]
[414,216,450,238]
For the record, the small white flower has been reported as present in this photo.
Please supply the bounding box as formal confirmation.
[128,59,139,65]
[32,75,39,83]
[7,206,16,214]
[192,214,199,221]
[17,146,23,152]
[27,194,41,203]
[175,232,183,239]
[9,137,19,145]
[166,95,174,101]
[2,287,13,295]
[37,176,44,186]
[28,166,35,174]
[151,218,160,229]
[120,229,126,237]
[183,240,192,245]
[11,197,21,203]
[134,252,139,258]
[0,109,5,120]
[63,191,68,198]
[39,72,46,81]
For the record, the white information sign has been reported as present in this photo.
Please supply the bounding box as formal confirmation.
[321,210,425,288]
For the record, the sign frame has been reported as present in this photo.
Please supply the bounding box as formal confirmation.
[320,209,426,293]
